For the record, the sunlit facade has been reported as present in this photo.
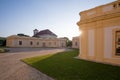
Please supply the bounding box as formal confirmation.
[72,36,79,49]
[77,0,120,66]
[7,29,67,48]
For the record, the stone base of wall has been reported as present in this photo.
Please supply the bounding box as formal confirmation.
[75,56,120,67]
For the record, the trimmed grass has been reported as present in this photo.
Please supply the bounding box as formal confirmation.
[23,50,120,80]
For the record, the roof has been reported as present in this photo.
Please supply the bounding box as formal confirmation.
[33,29,57,37]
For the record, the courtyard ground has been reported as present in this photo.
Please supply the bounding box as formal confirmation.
[0,48,67,80]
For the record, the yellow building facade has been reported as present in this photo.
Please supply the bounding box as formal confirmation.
[72,36,79,49]
[77,0,120,65]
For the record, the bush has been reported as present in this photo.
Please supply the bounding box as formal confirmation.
[0,37,6,47]
[0,48,9,53]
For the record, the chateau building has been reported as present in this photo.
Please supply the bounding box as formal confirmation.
[72,36,79,49]
[77,0,120,65]
[7,29,67,48]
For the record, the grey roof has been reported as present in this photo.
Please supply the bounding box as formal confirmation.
[33,29,57,37]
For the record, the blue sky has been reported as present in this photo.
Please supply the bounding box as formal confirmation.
[0,0,115,40]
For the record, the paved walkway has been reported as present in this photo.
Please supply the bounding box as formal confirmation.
[0,48,67,80]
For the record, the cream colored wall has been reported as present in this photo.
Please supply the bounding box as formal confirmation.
[6,38,14,47]
[88,29,95,57]
[79,30,88,59]
[6,36,67,48]
[104,26,120,58]
[77,0,120,66]
[72,37,79,48]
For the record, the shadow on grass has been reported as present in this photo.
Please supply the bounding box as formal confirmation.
[23,50,120,80]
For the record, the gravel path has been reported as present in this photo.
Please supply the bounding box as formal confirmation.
[0,48,67,80]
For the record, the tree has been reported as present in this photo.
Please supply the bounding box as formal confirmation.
[67,40,72,47]
[17,33,30,37]
[0,37,6,46]
[63,37,72,47]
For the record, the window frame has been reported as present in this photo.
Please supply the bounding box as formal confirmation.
[115,31,120,56]
[112,28,120,57]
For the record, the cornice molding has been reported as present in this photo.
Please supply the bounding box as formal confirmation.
[77,9,120,26]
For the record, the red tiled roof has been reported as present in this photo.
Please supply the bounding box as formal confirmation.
[33,29,57,37]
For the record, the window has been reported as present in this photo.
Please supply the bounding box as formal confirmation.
[37,42,39,45]
[75,42,77,46]
[49,42,51,45]
[61,42,65,47]
[113,4,117,8]
[115,31,120,56]
[19,41,22,45]
[118,3,120,7]
[42,42,46,47]
[30,41,33,45]
[118,38,120,42]
[54,42,56,45]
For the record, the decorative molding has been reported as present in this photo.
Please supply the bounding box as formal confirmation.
[102,5,113,12]
[87,11,96,16]
[78,10,120,25]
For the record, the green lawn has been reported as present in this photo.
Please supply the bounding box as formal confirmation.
[23,49,120,80]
